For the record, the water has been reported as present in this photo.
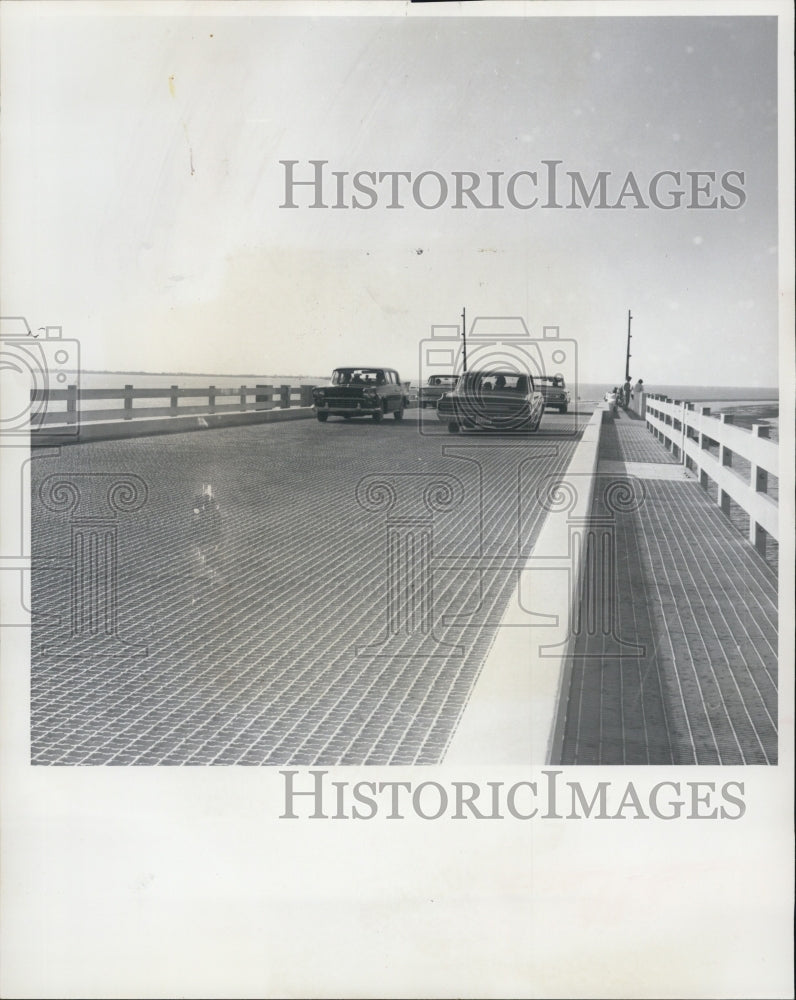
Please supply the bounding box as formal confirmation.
[577,383,778,404]
[71,374,780,401]
[75,370,328,390]
[50,372,780,429]
[579,383,779,441]
[50,370,330,415]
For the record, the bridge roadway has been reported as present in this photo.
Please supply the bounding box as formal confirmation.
[30,407,588,765]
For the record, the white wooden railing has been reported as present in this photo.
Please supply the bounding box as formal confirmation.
[32,383,318,425]
[637,392,778,556]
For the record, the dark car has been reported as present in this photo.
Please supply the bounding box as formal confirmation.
[312,367,409,423]
[418,374,460,409]
[537,374,570,413]
[436,370,544,433]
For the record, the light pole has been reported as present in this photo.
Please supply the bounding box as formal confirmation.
[461,306,468,373]
[625,309,632,383]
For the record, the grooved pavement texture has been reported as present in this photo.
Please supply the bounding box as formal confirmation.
[599,410,680,464]
[560,408,778,764]
[31,410,584,765]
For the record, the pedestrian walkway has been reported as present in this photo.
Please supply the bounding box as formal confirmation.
[559,407,778,764]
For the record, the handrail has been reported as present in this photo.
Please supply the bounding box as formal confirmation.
[638,391,778,555]
[31,383,318,426]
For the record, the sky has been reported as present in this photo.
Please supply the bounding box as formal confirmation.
[1,5,781,386]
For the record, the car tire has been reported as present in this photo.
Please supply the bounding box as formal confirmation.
[394,404,404,421]
[559,404,568,414]
[372,408,383,423]
[527,411,542,432]
[447,421,460,434]
[316,411,328,422]
[342,413,352,420]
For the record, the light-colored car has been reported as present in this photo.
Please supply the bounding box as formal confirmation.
[436,370,544,433]
[537,375,570,413]
[312,367,409,423]
[418,374,459,409]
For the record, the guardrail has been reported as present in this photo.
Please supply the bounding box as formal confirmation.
[639,392,778,556]
[33,383,318,425]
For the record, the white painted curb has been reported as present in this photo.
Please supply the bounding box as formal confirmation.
[30,405,315,447]
[444,405,607,765]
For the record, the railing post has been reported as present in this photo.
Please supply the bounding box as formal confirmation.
[278,384,290,408]
[209,385,216,413]
[698,406,711,443]
[750,424,770,494]
[683,403,695,471]
[239,385,247,411]
[672,400,683,460]
[124,384,133,420]
[170,385,179,416]
[658,397,666,449]
[750,424,775,556]
[300,384,315,407]
[749,428,769,552]
[66,384,78,425]
[697,406,711,488]
[716,414,735,514]
[666,399,679,458]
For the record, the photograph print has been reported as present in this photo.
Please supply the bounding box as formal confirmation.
[3,8,783,767]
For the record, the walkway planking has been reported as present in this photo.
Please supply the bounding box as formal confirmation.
[560,407,778,764]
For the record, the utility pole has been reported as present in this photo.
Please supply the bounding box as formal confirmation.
[625,309,632,382]
[461,306,468,373]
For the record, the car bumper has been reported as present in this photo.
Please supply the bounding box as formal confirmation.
[313,399,380,414]
[437,401,541,428]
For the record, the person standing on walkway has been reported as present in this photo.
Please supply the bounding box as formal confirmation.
[622,377,632,409]
[635,378,644,397]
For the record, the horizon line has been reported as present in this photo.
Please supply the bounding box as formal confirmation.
[71,369,780,390]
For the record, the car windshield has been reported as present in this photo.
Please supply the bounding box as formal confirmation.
[461,371,533,393]
[332,368,385,386]
[539,376,565,387]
